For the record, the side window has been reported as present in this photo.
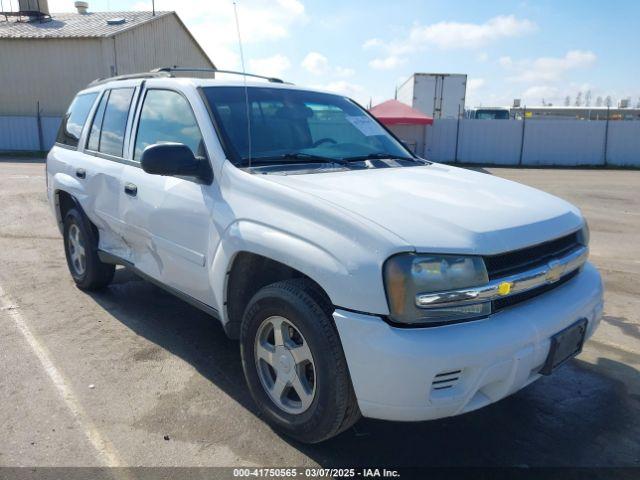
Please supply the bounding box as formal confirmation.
[56,93,98,148]
[134,90,204,160]
[97,88,135,157]
[86,91,109,152]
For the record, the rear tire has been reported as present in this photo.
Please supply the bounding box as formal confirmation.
[240,279,360,444]
[63,207,114,291]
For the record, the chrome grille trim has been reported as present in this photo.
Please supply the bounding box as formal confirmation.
[415,246,588,309]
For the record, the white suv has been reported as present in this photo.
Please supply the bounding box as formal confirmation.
[47,69,604,443]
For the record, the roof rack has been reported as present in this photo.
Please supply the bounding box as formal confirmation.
[151,66,287,84]
[87,67,290,88]
[88,71,170,87]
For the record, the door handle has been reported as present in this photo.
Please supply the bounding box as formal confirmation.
[124,183,138,197]
[76,168,86,179]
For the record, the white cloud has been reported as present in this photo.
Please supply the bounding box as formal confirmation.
[504,50,597,83]
[409,15,537,50]
[369,55,406,70]
[498,56,513,68]
[363,15,536,72]
[522,85,559,101]
[476,52,489,62]
[129,0,306,70]
[334,66,355,78]
[466,78,485,106]
[467,78,485,91]
[363,38,383,49]
[313,81,367,104]
[302,52,329,75]
[302,52,355,78]
[248,54,291,79]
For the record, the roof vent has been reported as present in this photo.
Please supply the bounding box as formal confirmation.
[106,17,126,25]
[74,1,88,14]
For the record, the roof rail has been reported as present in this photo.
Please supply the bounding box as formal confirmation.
[88,71,170,87]
[151,66,287,84]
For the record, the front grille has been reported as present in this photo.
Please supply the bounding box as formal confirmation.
[484,231,580,280]
[493,268,579,311]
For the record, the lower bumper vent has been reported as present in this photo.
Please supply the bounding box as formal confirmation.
[432,369,462,390]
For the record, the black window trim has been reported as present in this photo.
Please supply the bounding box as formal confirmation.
[128,86,214,184]
[84,86,137,162]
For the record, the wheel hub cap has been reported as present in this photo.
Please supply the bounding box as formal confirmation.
[68,223,86,276]
[254,316,317,415]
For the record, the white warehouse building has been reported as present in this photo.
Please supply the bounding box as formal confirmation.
[0,1,215,150]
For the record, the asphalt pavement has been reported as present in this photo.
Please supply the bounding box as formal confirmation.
[1,160,639,468]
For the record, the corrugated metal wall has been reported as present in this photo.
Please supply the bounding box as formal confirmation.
[0,13,215,152]
[0,38,106,116]
[113,14,212,75]
[425,119,640,167]
[0,13,213,118]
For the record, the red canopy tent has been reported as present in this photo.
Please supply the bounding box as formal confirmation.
[369,99,433,126]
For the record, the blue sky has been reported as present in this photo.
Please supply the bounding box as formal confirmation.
[50,0,640,107]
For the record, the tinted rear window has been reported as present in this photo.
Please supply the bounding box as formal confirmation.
[98,88,135,157]
[56,93,98,148]
[87,91,109,152]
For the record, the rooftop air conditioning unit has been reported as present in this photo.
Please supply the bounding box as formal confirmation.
[18,0,49,14]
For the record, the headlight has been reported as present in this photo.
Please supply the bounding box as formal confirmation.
[383,253,490,325]
[578,220,590,246]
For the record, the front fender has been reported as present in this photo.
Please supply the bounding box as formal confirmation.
[210,219,392,325]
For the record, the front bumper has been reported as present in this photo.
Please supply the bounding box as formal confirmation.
[334,262,604,422]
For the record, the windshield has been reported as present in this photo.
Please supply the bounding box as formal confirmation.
[202,87,413,166]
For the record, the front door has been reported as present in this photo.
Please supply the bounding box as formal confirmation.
[120,88,215,305]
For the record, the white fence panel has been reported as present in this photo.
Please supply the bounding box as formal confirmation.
[0,116,40,150]
[606,122,640,166]
[457,120,522,165]
[424,119,457,162]
[522,120,606,166]
[42,117,62,150]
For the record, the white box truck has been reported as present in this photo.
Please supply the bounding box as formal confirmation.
[397,73,467,119]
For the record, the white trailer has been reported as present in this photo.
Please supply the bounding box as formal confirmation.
[397,73,467,119]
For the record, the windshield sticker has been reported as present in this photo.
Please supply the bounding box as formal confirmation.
[345,115,385,136]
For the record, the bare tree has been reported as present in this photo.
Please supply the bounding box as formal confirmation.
[636,97,640,109]
[585,90,592,107]
[574,92,583,106]
[605,95,613,107]
[564,95,571,106]
[595,96,603,107]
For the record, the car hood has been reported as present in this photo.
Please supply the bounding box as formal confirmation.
[261,163,583,255]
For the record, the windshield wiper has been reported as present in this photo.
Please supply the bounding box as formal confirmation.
[237,152,349,167]
[341,152,419,162]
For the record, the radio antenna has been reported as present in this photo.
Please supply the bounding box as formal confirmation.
[233,1,252,168]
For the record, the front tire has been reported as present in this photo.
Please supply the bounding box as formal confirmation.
[240,279,360,443]
[63,207,114,290]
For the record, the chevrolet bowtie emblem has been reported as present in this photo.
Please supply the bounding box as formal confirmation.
[497,281,513,296]
[545,260,564,283]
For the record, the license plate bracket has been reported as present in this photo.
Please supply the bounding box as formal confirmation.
[539,318,588,375]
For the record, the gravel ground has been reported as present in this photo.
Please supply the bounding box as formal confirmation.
[1,160,639,468]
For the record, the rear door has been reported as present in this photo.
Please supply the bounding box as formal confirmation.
[48,91,100,217]
[119,87,215,305]
[81,85,138,257]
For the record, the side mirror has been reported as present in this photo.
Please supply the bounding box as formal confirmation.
[140,143,211,182]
